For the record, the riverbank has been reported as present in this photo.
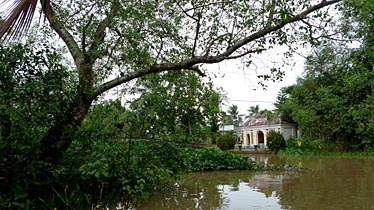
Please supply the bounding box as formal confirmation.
[229,148,274,155]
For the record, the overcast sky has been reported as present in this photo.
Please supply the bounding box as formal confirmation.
[204,46,307,115]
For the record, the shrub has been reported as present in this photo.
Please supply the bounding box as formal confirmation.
[267,130,286,153]
[216,132,236,150]
[180,148,256,172]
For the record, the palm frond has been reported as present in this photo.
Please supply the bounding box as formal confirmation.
[0,0,51,41]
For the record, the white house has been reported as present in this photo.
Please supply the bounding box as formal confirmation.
[239,114,297,149]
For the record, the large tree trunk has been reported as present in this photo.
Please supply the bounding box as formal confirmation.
[40,93,93,164]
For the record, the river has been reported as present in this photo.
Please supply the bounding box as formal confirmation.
[116,155,374,210]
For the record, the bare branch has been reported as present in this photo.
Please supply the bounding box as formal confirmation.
[82,14,94,52]
[155,37,164,62]
[175,1,198,21]
[184,1,235,13]
[227,18,237,48]
[227,48,266,60]
[64,2,97,23]
[204,33,231,56]
[94,63,206,98]
[192,14,201,56]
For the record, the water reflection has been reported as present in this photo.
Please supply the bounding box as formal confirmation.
[111,155,374,210]
[134,169,300,210]
[247,154,270,164]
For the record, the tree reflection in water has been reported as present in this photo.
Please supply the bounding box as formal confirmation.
[134,170,299,210]
[114,155,374,210]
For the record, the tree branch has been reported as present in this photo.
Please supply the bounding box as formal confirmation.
[82,14,94,52]
[94,0,342,98]
[266,0,276,28]
[41,0,83,65]
[204,33,231,56]
[222,0,343,58]
[175,1,198,21]
[227,48,266,60]
[94,61,209,98]
[184,1,235,13]
[86,0,119,63]
[192,14,201,56]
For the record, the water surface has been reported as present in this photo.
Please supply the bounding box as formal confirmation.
[129,155,374,210]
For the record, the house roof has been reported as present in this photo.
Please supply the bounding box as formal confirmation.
[240,114,284,127]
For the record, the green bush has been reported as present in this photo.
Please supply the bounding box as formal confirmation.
[180,148,256,172]
[267,130,286,153]
[216,132,236,150]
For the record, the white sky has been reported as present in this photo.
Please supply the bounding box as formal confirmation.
[204,46,306,115]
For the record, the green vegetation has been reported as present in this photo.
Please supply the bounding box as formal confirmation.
[276,0,374,153]
[267,131,286,153]
[129,71,223,143]
[0,0,349,209]
[181,148,256,172]
[216,132,237,151]
[222,104,244,126]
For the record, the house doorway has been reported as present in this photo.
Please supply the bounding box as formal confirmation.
[257,131,264,147]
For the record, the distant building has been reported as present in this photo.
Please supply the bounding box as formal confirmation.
[219,124,242,143]
[219,125,235,133]
[239,113,298,149]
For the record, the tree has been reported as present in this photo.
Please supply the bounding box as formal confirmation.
[275,0,374,151]
[0,0,343,163]
[0,44,73,142]
[267,130,286,153]
[129,70,224,141]
[259,109,275,123]
[246,105,260,119]
[274,87,296,123]
[277,15,374,150]
[226,104,243,126]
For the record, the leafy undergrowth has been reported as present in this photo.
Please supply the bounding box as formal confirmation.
[180,147,257,172]
[1,140,299,210]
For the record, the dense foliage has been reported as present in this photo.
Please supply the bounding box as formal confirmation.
[0,66,252,209]
[0,0,342,164]
[267,130,286,153]
[216,132,237,150]
[276,1,374,152]
[0,44,75,208]
[181,148,256,172]
[129,71,223,143]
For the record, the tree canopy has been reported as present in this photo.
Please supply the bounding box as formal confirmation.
[129,70,223,141]
[275,0,374,150]
[0,0,343,162]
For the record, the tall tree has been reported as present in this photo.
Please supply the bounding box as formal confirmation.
[277,0,374,149]
[226,104,243,126]
[0,0,343,163]
[129,70,224,141]
[246,105,260,119]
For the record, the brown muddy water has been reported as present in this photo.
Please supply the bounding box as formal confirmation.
[113,155,374,210]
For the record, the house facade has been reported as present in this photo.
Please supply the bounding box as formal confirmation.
[239,114,297,149]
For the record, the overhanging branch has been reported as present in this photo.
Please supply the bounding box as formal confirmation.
[94,0,342,98]
[221,0,342,58]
